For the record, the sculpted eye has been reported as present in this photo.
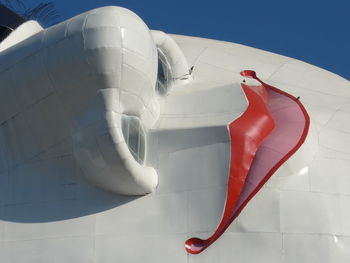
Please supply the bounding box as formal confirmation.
[121,115,146,165]
[156,48,172,95]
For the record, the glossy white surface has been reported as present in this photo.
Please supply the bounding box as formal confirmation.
[0,20,43,52]
[0,5,350,263]
[151,30,192,87]
[0,7,161,195]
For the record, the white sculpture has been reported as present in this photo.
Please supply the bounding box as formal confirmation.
[0,5,349,263]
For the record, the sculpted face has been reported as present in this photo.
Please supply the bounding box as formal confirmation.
[71,7,160,195]
[70,7,200,196]
[0,5,324,260]
[29,7,312,253]
[67,7,313,253]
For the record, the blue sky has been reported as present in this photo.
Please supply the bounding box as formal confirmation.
[20,0,350,80]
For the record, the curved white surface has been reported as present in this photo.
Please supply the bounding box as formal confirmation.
[0,7,160,195]
[0,5,350,263]
[0,20,43,52]
[151,30,192,87]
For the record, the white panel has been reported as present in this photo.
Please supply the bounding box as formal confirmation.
[162,83,246,116]
[266,172,310,192]
[84,25,122,49]
[335,236,350,263]
[325,110,350,133]
[123,48,155,84]
[280,191,341,235]
[0,240,41,263]
[95,192,187,235]
[156,82,247,129]
[95,234,187,263]
[119,12,149,34]
[197,46,290,79]
[0,237,94,263]
[0,70,21,122]
[44,34,90,89]
[269,60,350,99]
[0,32,44,72]
[85,45,123,75]
[268,81,348,110]
[122,27,154,60]
[119,90,146,115]
[310,155,350,195]
[188,186,226,233]
[303,104,337,128]
[41,212,95,240]
[192,60,242,84]
[43,22,66,46]
[120,64,149,96]
[339,195,350,236]
[84,11,120,29]
[31,139,71,162]
[2,206,44,241]
[339,102,350,112]
[2,210,95,241]
[157,113,239,130]
[282,234,350,263]
[318,145,350,160]
[5,156,79,206]
[168,40,207,66]
[54,75,99,118]
[66,13,86,35]
[319,128,350,154]
[155,126,229,154]
[220,44,290,68]
[41,237,94,263]
[189,232,282,263]
[0,206,4,239]
[23,94,70,151]
[99,88,121,113]
[0,171,9,206]
[0,114,40,166]
[156,142,229,194]
[12,53,54,109]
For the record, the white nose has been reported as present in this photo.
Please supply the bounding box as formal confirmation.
[70,7,161,195]
[73,87,158,195]
[0,6,161,195]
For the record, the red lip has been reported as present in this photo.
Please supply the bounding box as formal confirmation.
[185,70,310,254]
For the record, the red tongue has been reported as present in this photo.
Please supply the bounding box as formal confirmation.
[186,81,275,254]
[240,69,257,78]
[185,71,310,254]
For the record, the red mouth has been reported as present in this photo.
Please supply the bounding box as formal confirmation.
[185,70,310,254]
